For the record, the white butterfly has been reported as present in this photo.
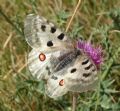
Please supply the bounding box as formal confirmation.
[24,14,99,99]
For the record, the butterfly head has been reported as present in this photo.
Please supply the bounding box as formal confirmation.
[77,40,102,69]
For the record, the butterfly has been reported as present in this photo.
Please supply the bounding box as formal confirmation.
[24,14,102,99]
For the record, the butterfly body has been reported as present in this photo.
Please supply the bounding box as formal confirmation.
[24,14,100,98]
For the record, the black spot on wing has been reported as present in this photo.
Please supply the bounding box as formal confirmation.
[51,27,56,33]
[82,59,89,65]
[41,25,46,31]
[83,73,91,77]
[51,75,58,80]
[92,68,96,72]
[57,33,64,40]
[47,41,53,47]
[85,64,93,70]
[46,66,51,75]
[70,68,77,73]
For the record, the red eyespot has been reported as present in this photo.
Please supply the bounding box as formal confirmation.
[39,53,46,61]
[59,79,64,86]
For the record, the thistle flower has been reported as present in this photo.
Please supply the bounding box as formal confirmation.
[77,40,102,68]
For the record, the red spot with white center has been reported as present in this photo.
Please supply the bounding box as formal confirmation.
[39,53,46,61]
[59,79,64,86]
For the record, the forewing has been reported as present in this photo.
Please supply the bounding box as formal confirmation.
[65,55,98,92]
[24,14,74,52]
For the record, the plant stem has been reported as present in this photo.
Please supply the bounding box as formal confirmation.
[65,0,82,32]
[72,93,78,111]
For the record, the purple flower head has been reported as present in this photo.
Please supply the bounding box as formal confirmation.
[77,40,102,68]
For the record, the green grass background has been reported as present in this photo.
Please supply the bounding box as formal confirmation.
[0,0,120,111]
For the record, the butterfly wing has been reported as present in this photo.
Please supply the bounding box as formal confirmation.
[24,14,74,53]
[28,48,61,80]
[45,52,98,98]
[45,70,68,98]
[24,14,74,80]
[65,55,98,92]
[45,50,78,98]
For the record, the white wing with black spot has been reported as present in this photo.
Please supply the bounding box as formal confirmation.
[24,14,74,80]
[24,14,74,53]
[45,53,98,98]
[64,55,98,92]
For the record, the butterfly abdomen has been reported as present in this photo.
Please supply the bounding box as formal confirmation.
[54,50,80,72]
